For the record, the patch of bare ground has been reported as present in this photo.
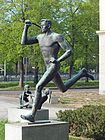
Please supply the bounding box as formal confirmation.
[52,89,105,109]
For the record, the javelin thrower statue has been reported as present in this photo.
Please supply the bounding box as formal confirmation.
[21,19,94,122]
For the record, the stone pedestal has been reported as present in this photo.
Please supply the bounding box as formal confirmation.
[8,108,49,122]
[5,121,69,140]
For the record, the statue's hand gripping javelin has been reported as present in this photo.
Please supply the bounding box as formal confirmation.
[25,20,41,28]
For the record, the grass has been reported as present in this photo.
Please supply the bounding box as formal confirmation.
[69,136,93,140]
[71,80,99,88]
[56,88,105,110]
[0,120,7,140]
[0,80,99,90]
[59,94,105,107]
[69,136,81,140]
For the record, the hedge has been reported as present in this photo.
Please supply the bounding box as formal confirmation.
[56,105,105,140]
[0,80,99,89]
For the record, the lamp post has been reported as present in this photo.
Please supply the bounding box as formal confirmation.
[4,60,7,81]
[23,57,29,84]
[32,65,39,85]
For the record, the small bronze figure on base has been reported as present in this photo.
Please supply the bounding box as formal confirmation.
[19,84,33,109]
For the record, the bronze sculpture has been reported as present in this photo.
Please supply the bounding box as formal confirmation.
[19,84,33,108]
[21,19,94,122]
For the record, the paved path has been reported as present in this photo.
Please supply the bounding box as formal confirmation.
[0,89,99,120]
[0,96,19,119]
[0,88,99,97]
[0,95,68,120]
[0,96,66,119]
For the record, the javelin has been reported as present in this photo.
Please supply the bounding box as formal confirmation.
[31,22,41,28]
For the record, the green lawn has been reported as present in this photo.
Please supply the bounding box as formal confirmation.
[69,136,81,140]
[0,80,99,90]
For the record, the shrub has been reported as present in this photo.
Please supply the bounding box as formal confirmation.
[56,105,105,140]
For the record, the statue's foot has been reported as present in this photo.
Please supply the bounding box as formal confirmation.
[25,104,32,108]
[82,68,94,80]
[20,114,35,122]
[19,105,23,109]
[19,104,29,109]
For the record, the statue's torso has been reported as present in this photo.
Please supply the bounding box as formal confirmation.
[37,32,60,66]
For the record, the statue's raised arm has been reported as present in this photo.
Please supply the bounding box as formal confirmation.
[21,20,38,45]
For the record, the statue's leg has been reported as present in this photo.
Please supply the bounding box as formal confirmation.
[21,63,58,122]
[53,68,94,92]
[64,68,94,89]
[20,102,29,108]
[53,72,67,92]
[32,63,59,116]
[37,88,51,109]
[19,95,23,106]
[37,96,48,110]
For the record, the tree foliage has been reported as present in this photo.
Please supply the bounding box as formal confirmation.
[0,0,99,80]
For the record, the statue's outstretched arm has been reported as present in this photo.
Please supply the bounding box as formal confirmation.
[21,20,38,45]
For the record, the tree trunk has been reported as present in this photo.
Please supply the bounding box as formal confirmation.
[19,57,24,88]
[85,44,89,83]
[69,62,73,79]
[69,54,74,79]
[4,60,7,81]
[34,66,39,85]
[96,63,99,80]
[15,61,18,77]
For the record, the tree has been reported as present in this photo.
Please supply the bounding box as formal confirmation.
[0,0,59,87]
[50,0,99,77]
[0,0,99,85]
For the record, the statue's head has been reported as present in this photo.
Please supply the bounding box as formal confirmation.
[40,19,52,33]
[24,84,30,91]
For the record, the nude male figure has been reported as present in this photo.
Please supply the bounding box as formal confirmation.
[21,19,94,122]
